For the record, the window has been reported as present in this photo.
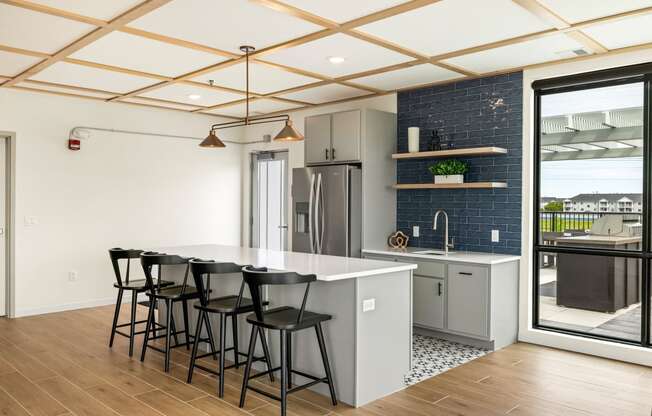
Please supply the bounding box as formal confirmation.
[534,66,651,347]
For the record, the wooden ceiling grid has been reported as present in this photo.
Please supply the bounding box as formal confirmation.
[1,0,652,120]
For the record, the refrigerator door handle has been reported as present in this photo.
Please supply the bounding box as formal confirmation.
[314,173,323,254]
[308,173,316,254]
[319,173,325,254]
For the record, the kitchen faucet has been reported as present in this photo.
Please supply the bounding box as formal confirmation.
[433,209,454,255]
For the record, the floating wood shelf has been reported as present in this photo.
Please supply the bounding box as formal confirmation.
[392,146,508,160]
[393,182,507,190]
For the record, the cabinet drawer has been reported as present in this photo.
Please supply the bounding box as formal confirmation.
[363,254,399,262]
[414,261,445,278]
[448,264,487,280]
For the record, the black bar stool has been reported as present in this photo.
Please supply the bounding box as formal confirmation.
[108,248,174,356]
[239,266,337,416]
[186,259,275,397]
[140,252,199,372]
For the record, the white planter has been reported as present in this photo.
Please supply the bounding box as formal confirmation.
[434,174,464,184]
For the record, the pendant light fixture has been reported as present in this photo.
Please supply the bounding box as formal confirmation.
[200,45,304,148]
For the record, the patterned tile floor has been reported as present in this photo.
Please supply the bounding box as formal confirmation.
[404,334,489,385]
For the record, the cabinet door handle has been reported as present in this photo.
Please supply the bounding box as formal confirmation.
[459,272,473,276]
[331,148,336,159]
[325,148,329,160]
[437,282,442,296]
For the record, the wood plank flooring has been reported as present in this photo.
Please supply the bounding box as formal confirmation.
[0,304,651,416]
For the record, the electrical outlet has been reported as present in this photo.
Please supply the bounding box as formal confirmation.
[68,271,78,282]
[24,216,39,226]
[412,225,420,238]
[362,298,376,312]
[491,229,500,242]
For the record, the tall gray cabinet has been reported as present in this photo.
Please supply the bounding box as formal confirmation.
[303,108,397,251]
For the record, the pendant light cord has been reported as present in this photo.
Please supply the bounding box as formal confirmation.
[245,47,250,124]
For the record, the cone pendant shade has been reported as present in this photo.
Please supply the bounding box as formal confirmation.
[273,120,304,142]
[199,131,226,148]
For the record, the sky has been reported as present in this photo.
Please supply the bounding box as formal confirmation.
[540,82,644,199]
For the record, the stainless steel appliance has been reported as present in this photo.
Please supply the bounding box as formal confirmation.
[292,165,362,257]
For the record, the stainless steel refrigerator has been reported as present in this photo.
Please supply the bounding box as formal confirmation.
[292,165,362,257]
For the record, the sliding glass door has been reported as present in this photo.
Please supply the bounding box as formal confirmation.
[533,65,651,347]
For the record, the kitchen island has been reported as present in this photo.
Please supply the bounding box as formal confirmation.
[154,244,417,407]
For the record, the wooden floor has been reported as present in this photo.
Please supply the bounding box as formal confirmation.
[0,304,651,416]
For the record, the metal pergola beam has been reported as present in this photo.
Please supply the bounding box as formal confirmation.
[541,126,643,146]
[541,147,642,161]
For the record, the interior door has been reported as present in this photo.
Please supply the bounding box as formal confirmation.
[305,114,331,165]
[331,110,361,162]
[0,137,6,316]
[251,151,289,251]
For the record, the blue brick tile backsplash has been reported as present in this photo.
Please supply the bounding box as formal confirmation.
[396,71,522,255]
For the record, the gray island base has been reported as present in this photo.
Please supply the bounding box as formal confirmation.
[153,244,417,407]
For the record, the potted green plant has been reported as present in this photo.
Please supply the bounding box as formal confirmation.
[428,159,469,184]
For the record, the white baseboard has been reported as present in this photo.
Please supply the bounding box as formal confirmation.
[13,293,147,318]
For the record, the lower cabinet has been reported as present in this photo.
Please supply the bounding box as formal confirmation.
[413,275,445,329]
[447,264,489,337]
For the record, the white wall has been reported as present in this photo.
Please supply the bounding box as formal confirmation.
[239,94,397,248]
[521,49,652,366]
[0,88,244,317]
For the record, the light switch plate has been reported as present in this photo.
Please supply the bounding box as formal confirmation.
[413,226,420,237]
[362,298,375,312]
[491,229,500,242]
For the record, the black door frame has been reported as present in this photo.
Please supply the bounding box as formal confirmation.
[532,66,651,348]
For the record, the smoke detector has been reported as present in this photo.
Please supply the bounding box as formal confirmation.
[555,48,590,59]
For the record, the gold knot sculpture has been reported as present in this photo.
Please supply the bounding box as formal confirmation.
[388,231,409,249]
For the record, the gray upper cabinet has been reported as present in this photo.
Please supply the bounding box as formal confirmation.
[305,110,362,165]
[331,110,361,162]
[305,113,332,165]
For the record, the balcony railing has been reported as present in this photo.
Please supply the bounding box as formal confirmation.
[539,211,642,233]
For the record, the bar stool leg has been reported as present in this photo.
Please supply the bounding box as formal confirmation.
[286,331,292,388]
[231,314,239,368]
[187,309,204,383]
[280,330,288,416]
[170,311,180,346]
[258,327,275,382]
[109,288,124,348]
[140,295,155,362]
[218,313,226,398]
[128,291,138,357]
[239,325,258,408]
[182,299,190,350]
[315,323,338,406]
[165,299,173,372]
[203,312,218,360]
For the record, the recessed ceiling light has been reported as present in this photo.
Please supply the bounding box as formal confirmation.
[188,94,201,100]
[328,56,345,64]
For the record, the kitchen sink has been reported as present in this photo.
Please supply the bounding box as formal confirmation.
[411,250,454,255]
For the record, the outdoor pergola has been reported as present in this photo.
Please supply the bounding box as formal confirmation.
[541,107,643,161]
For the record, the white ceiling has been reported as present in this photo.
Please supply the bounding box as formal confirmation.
[128,0,321,54]
[1,0,651,118]
[0,3,93,54]
[192,62,319,95]
[0,51,42,77]
[70,32,224,78]
[27,0,144,20]
[280,0,409,23]
[30,62,158,93]
[538,0,652,24]
[358,0,552,57]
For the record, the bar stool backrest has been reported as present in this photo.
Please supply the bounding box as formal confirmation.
[190,260,249,308]
[140,252,190,293]
[242,266,317,325]
[109,248,143,286]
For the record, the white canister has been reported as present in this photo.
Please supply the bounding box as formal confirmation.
[407,127,420,153]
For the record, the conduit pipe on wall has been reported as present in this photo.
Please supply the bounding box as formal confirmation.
[69,126,269,145]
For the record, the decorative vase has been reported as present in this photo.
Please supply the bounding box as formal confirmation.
[434,174,464,184]
[408,127,419,153]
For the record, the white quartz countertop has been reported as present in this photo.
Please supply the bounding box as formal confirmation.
[154,244,416,282]
[362,246,520,265]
